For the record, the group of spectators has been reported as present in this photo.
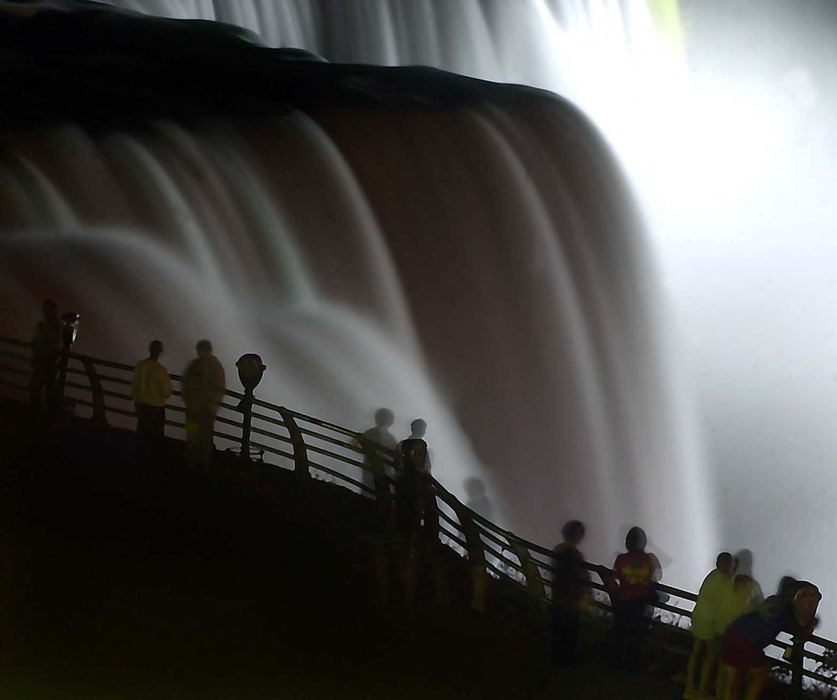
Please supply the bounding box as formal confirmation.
[687,553,820,700]
[129,337,225,472]
[355,411,443,606]
[30,301,823,699]
[549,521,821,700]
[28,300,226,472]
[31,302,439,605]
[550,523,662,671]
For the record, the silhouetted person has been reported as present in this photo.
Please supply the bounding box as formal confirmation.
[720,578,820,700]
[29,299,60,421]
[353,409,399,603]
[131,339,173,470]
[686,551,734,699]
[464,477,493,522]
[395,425,437,604]
[463,477,494,613]
[356,408,397,493]
[396,418,430,477]
[182,340,225,472]
[550,520,590,667]
[610,526,662,672]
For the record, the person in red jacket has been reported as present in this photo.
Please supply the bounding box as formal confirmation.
[610,526,662,671]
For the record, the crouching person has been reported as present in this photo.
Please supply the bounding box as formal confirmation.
[720,578,820,700]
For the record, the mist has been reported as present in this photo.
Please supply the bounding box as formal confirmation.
[48,0,837,630]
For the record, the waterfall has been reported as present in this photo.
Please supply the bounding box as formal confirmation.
[0,1,715,586]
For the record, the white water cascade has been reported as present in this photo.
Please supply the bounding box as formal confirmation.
[0,1,718,588]
[98,0,837,633]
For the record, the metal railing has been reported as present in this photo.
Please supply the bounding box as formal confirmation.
[0,332,834,696]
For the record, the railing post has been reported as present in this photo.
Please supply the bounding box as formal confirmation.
[790,635,804,699]
[421,483,449,604]
[80,356,109,426]
[358,435,394,523]
[240,392,253,460]
[55,312,80,416]
[278,406,310,480]
[422,483,440,547]
[448,497,489,613]
[508,538,546,612]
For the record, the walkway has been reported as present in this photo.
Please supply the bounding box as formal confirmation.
[0,400,693,698]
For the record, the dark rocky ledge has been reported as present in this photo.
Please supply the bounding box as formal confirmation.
[0,0,557,130]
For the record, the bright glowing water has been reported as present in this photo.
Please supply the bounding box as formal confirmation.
[99,0,837,631]
[0,1,718,589]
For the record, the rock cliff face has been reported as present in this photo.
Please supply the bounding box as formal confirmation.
[0,4,711,581]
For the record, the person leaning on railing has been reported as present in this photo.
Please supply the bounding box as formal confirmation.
[719,578,821,700]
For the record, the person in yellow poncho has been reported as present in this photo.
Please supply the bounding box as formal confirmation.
[713,550,763,699]
[182,339,225,472]
[131,339,173,466]
[685,552,733,699]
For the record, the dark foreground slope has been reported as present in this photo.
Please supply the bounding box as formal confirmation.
[0,400,689,699]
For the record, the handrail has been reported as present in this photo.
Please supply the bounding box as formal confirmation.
[0,331,833,693]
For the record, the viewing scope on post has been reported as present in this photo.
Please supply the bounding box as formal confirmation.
[236,353,266,395]
[236,353,266,463]
[61,311,80,348]
[56,311,80,415]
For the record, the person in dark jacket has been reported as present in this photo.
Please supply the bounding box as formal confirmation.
[395,432,433,604]
[550,520,590,666]
[29,299,60,420]
[720,578,820,700]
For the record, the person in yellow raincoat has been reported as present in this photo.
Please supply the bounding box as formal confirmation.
[182,339,225,472]
[685,552,734,699]
[131,339,173,468]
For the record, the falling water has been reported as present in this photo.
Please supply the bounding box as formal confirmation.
[0,1,716,587]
